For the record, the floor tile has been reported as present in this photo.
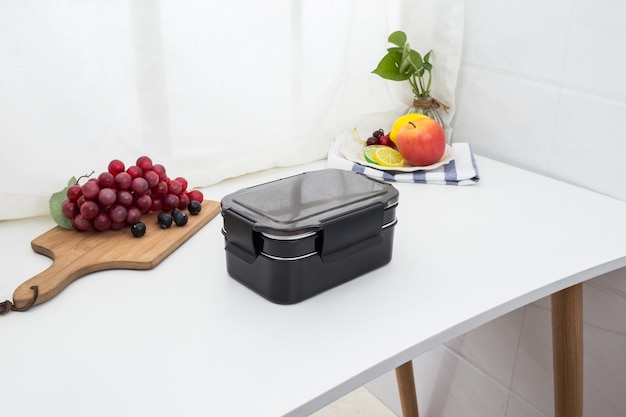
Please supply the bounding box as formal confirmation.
[505,392,549,417]
[309,386,398,417]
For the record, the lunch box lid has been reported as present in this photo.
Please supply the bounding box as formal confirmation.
[220,169,399,237]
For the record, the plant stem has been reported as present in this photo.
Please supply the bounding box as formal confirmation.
[409,75,420,97]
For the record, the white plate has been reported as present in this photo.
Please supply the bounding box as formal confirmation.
[340,138,455,172]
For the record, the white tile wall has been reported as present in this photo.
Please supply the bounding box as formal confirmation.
[453,66,559,174]
[563,0,626,99]
[452,0,626,202]
[366,0,626,415]
[549,90,626,199]
[461,0,572,82]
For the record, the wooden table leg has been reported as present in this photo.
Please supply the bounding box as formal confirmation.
[395,360,419,417]
[551,283,583,417]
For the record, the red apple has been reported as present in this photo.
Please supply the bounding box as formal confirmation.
[395,117,446,166]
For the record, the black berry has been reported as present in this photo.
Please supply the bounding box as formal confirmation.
[131,222,146,237]
[157,212,173,229]
[188,201,202,215]
[172,210,188,226]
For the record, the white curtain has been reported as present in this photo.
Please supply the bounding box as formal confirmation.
[0,0,465,220]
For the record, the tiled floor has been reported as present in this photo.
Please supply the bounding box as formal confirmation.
[310,387,398,417]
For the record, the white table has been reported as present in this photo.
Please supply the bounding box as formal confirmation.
[2,156,626,417]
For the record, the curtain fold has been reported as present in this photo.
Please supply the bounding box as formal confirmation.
[0,0,465,220]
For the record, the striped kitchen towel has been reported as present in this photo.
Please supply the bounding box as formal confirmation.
[326,133,480,185]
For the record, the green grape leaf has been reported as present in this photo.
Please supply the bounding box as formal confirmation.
[49,177,76,230]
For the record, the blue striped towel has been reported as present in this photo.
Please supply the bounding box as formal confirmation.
[327,133,480,185]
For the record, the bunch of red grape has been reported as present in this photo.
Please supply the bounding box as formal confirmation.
[60,156,204,234]
[366,129,394,147]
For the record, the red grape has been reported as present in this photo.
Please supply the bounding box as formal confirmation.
[67,185,82,202]
[126,165,143,179]
[178,193,190,210]
[81,180,100,200]
[187,190,204,203]
[152,164,167,181]
[108,159,125,176]
[153,181,168,198]
[136,156,153,172]
[115,172,132,190]
[61,200,77,219]
[143,170,159,188]
[80,201,99,220]
[116,190,133,207]
[366,137,379,146]
[126,207,142,224]
[72,215,92,231]
[175,177,188,192]
[378,135,393,147]
[131,177,149,194]
[93,213,112,231]
[167,179,183,196]
[109,205,128,223]
[150,198,163,212]
[134,194,152,213]
[98,188,117,207]
[97,172,115,188]
[162,194,180,212]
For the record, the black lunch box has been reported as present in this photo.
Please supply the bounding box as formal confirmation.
[220,169,399,304]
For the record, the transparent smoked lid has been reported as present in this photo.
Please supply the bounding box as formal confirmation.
[220,169,399,236]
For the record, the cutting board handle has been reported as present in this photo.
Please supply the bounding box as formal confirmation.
[11,257,84,311]
[1,260,76,314]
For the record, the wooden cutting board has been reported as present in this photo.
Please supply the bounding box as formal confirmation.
[11,200,221,311]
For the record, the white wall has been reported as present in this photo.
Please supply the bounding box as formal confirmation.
[366,0,626,415]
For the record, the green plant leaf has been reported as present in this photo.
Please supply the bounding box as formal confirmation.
[49,177,76,230]
[410,50,424,68]
[387,46,403,54]
[399,48,412,74]
[372,52,411,81]
[399,57,411,74]
[388,31,407,48]
[374,30,436,97]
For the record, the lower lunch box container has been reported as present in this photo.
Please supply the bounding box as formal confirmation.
[220,168,399,304]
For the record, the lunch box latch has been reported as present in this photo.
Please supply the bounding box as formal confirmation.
[222,209,259,264]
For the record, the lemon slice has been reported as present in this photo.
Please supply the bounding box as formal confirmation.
[373,147,405,168]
